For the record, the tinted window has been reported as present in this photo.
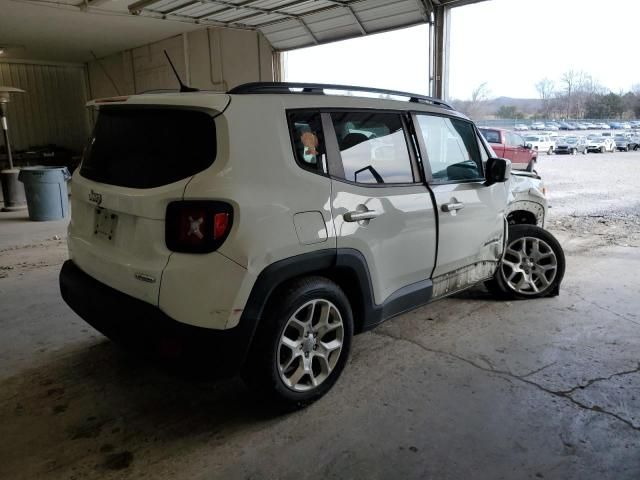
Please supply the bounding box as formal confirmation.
[331,112,414,184]
[288,111,326,174]
[81,107,216,189]
[480,129,501,144]
[416,115,483,183]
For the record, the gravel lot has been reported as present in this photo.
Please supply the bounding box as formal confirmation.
[535,148,640,250]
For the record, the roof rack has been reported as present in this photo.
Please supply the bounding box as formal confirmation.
[227,82,452,109]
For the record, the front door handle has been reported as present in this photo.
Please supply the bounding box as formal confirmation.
[344,209,380,222]
[442,202,464,213]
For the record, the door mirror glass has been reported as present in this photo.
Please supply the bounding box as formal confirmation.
[485,157,511,185]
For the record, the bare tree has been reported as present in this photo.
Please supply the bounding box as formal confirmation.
[561,70,577,117]
[535,78,555,118]
[465,82,491,119]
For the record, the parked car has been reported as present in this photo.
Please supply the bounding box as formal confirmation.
[531,122,546,130]
[58,82,565,408]
[614,134,638,151]
[514,123,529,131]
[479,127,538,170]
[575,123,588,130]
[609,122,623,129]
[596,122,611,129]
[555,136,588,154]
[545,123,559,131]
[586,136,616,153]
[524,134,556,155]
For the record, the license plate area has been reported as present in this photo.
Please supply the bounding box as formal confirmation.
[94,207,118,241]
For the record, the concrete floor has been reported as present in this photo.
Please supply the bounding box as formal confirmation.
[1,153,639,479]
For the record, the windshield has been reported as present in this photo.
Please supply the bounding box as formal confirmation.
[565,138,578,144]
[524,136,539,141]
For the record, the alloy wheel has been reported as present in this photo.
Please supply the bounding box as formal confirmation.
[277,299,345,392]
[500,236,558,296]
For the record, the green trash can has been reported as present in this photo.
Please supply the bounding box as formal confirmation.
[18,166,71,221]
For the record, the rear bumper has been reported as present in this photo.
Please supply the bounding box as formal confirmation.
[59,260,257,377]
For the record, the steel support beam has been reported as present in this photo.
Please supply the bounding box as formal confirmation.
[430,4,450,100]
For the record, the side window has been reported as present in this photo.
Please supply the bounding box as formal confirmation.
[512,133,524,147]
[416,115,483,183]
[288,111,326,174]
[480,129,500,144]
[330,112,415,184]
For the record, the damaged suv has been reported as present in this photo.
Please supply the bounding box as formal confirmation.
[60,82,565,408]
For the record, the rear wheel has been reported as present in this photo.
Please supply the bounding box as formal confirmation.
[243,276,353,410]
[600,146,606,153]
[487,225,565,300]
[571,148,577,155]
[547,146,554,155]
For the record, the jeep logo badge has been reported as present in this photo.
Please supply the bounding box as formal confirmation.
[89,190,102,205]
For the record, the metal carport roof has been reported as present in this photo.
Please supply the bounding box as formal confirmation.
[128,0,488,51]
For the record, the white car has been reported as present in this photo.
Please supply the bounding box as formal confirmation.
[524,134,556,155]
[586,136,616,153]
[59,82,565,408]
[514,123,529,131]
[531,122,546,130]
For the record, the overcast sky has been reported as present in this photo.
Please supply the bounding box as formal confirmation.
[286,0,640,100]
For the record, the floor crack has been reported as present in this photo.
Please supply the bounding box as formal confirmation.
[565,288,640,328]
[371,329,640,433]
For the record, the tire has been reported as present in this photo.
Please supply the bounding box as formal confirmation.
[242,276,353,410]
[600,146,605,153]
[571,148,577,155]
[547,146,553,155]
[582,148,587,155]
[486,225,565,300]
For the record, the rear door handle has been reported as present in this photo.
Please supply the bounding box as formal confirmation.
[344,209,380,222]
[442,202,464,212]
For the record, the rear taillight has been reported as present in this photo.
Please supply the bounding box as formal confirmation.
[165,201,233,253]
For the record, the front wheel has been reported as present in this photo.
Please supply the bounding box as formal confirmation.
[487,225,565,300]
[547,146,554,155]
[600,146,605,153]
[243,276,353,410]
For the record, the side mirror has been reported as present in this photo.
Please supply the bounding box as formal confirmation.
[485,157,511,186]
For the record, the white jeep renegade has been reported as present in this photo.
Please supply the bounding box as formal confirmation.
[60,82,565,408]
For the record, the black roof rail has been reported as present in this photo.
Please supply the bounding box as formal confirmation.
[227,82,452,109]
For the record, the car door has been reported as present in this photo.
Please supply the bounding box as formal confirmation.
[511,132,530,164]
[413,113,507,297]
[503,132,520,163]
[325,111,437,307]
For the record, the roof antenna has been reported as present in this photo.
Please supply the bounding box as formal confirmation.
[164,50,198,93]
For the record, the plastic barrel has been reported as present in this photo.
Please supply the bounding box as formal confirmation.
[18,166,71,221]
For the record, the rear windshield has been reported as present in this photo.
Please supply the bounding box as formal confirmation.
[81,107,216,189]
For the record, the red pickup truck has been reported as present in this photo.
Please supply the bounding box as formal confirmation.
[479,127,538,171]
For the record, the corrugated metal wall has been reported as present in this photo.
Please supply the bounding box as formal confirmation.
[87,28,276,99]
[0,62,90,153]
